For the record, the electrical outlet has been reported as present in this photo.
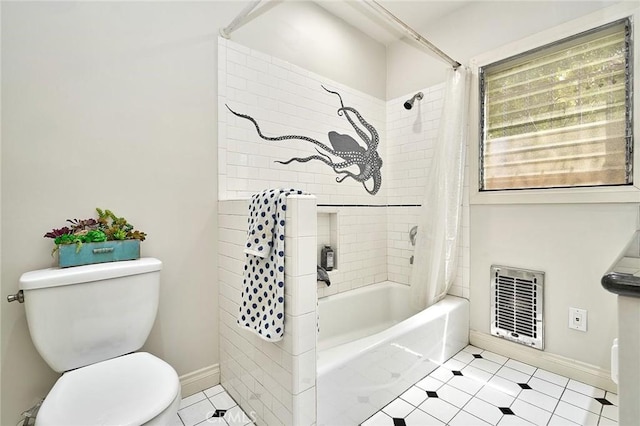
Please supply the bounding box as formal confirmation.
[569,307,587,332]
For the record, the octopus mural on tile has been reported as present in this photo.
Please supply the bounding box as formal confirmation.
[226,86,383,195]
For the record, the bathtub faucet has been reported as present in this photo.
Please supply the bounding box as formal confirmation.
[317,265,331,286]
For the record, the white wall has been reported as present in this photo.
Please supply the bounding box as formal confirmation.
[386,1,626,99]
[471,204,636,369]
[385,0,639,376]
[0,2,386,424]
[232,1,386,100]
[1,3,228,423]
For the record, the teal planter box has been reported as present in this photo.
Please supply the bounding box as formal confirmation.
[58,240,140,268]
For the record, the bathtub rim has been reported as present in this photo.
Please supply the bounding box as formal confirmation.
[317,283,469,377]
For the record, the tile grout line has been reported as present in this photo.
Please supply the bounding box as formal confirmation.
[177,387,251,426]
[364,346,617,426]
[535,367,564,426]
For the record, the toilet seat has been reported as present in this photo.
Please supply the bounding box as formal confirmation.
[36,352,180,426]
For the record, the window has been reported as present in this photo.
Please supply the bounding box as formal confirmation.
[479,18,633,191]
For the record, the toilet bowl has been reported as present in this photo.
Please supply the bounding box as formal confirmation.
[18,258,180,425]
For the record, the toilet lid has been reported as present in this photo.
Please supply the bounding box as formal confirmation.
[36,352,180,426]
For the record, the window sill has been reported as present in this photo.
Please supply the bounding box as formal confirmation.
[470,185,640,205]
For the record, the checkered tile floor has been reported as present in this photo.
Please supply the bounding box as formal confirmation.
[172,346,617,426]
[361,345,618,426]
[172,384,254,426]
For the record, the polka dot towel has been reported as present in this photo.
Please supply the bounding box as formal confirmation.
[237,188,307,342]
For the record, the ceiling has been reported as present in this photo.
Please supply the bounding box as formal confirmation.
[315,1,472,45]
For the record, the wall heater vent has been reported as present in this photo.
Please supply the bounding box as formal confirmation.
[490,265,544,350]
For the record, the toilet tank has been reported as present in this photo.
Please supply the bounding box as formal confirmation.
[19,258,162,373]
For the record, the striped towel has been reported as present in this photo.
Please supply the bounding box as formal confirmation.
[237,188,306,341]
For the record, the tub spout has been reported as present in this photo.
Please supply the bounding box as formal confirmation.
[317,265,331,286]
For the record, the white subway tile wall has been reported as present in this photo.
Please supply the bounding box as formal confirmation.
[316,207,388,298]
[385,89,470,299]
[218,196,317,426]
[219,38,386,204]
[218,36,470,299]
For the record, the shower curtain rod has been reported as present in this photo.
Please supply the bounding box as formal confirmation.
[362,0,461,70]
[221,0,462,70]
[220,0,263,39]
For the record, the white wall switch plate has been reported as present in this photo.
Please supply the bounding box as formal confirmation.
[569,307,588,332]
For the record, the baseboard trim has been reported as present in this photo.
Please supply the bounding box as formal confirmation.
[470,330,617,393]
[179,364,220,397]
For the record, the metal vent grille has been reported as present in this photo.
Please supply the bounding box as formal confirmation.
[490,265,544,350]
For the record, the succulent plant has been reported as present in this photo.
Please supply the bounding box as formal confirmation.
[45,208,146,254]
[96,208,146,242]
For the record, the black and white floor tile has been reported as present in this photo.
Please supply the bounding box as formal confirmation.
[362,345,618,426]
[172,385,254,426]
[172,346,616,426]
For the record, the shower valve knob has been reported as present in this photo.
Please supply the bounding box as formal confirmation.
[7,290,24,303]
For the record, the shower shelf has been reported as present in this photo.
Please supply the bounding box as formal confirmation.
[317,208,339,273]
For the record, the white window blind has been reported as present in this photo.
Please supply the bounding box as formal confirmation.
[480,19,632,191]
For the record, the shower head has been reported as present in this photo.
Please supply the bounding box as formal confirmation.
[403,92,424,110]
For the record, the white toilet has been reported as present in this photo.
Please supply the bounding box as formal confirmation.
[18,258,181,425]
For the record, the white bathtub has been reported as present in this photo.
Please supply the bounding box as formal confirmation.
[317,281,469,426]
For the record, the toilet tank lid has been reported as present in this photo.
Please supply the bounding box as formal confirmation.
[19,258,162,290]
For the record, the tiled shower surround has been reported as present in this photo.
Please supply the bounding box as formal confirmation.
[218,37,469,299]
[385,93,470,299]
[316,207,388,297]
[217,37,470,425]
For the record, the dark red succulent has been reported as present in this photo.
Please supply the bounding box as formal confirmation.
[44,227,72,239]
[66,218,99,233]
